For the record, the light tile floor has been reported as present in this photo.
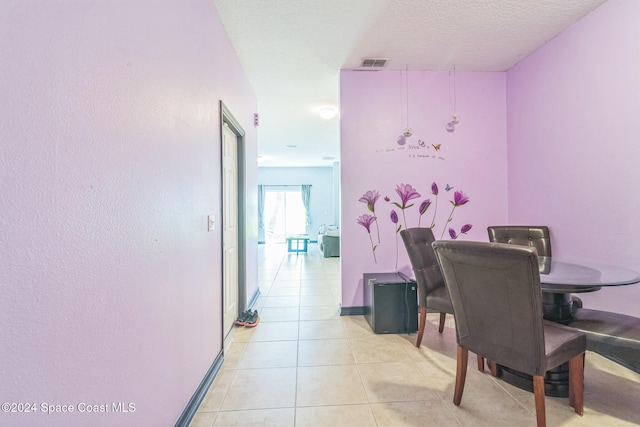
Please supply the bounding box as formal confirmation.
[190,243,640,426]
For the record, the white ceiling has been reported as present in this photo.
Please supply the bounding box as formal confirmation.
[213,0,606,168]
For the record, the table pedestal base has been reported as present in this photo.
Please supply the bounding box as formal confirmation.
[496,363,570,398]
[495,291,577,398]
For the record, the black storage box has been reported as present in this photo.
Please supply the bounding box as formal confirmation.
[363,272,418,334]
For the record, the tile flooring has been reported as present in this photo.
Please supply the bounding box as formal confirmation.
[189,243,640,426]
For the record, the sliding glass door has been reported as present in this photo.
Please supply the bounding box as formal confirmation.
[263,187,306,243]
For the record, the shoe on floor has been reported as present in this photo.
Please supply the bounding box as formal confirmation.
[235,310,251,326]
[244,310,260,327]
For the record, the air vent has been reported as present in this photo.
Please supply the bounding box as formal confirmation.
[361,58,388,68]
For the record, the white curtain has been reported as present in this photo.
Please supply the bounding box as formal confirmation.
[301,184,312,227]
[258,184,265,229]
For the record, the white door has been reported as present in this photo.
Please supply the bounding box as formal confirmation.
[222,122,239,338]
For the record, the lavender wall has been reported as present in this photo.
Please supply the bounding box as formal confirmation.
[0,1,257,426]
[340,70,508,308]
[507,0,640,316]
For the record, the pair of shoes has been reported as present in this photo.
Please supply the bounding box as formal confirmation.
[244,310,260,327]
[235,310,252,326]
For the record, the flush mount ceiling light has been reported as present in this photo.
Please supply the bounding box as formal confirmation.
[318,106,338,120]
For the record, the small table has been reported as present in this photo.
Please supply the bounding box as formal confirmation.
[497,257,640,397]
[286,234,310,253]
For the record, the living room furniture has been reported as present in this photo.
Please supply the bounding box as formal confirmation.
[317,225,340,257]
[433,240,586,427]
[363,272,418,334]
[286,234,309,253]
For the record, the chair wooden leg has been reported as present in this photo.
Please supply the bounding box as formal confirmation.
[489,360,498,377]
[453,345,468,406]
[477,355,484,372]
[569,353,585,415]
[438,312,446,333]
[533,375,546,427]
[416,307,427,347]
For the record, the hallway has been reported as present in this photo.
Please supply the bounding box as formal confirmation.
[189,243,640,426]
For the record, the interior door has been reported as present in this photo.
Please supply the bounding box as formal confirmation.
[222,122,239,338]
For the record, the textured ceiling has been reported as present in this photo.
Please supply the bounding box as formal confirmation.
[213,0,606,167]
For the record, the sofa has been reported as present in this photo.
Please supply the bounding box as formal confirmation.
[318,225,340,257]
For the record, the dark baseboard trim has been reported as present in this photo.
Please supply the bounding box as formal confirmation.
[340,306,364,316]
[247,288,261,310]
[174,351,224,427]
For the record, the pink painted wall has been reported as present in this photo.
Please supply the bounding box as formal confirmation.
[506,0,640,316]
[340,70,507,308]
[0,1,258,426]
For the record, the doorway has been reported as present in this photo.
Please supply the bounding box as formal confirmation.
[263,186,306,243]
[220,102,246,341]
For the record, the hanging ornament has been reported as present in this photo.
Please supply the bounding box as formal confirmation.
[403,128,413,138]
[446,66,460,133]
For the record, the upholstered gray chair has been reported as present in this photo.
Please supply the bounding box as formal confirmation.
[400,227,451,347]
[432,240,586,427]
[400,227,486,371]
[487,225,583,309]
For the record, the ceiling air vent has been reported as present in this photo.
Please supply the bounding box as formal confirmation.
[360,58,388,68]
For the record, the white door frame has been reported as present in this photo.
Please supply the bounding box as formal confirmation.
[220,101,246,341]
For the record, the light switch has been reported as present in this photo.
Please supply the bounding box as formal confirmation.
[208,215,215,231]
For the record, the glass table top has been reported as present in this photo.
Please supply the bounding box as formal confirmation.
[538,256,640,293]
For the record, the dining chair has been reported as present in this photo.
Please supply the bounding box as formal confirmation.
[487,225,583,309]
[400,227,485,371]
[400,227,451,347]
[432,240,586,427]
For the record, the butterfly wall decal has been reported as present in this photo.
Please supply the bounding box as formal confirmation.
[445,184,454,192]
[432,144,441,151]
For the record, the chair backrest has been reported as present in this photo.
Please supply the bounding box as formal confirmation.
[400,228,446,296]
[432,240,547,376]
[487,226,552,257]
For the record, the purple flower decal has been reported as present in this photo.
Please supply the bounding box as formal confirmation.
[430,182,439,229]
[417,199,431,227]
[359,190,381,243]
[451,190,470,207]
[449,224,472,240]
[390,210,401,269]
[384,196,390,202]
[392,183,421,229]
[449,228,458,239]
[356,214,376,232]
[358,190,380,213]
[357,214,378,263]
[440,189,471,239]
[393,183,421,209]
[390,210,399,224]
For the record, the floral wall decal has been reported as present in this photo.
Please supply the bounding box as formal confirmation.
[417,199,431,227]
[356,214,378,263]
[391,183,421,229]
[358,190,381,244]
[440,190,470,239]
[356,182,473,265]
[390,209,401,269]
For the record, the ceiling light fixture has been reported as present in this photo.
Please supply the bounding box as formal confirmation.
[318,106,338,120]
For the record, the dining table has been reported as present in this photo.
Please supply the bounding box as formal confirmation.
[496,256,640,397]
